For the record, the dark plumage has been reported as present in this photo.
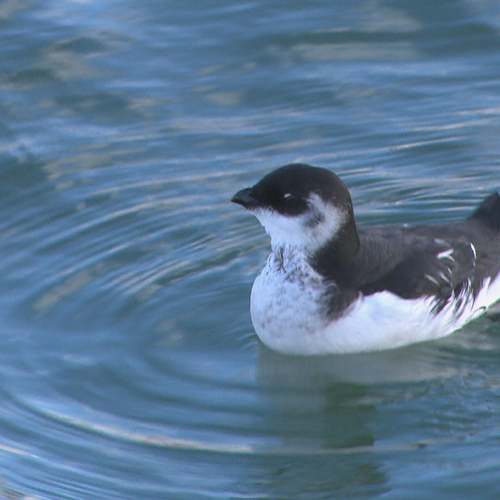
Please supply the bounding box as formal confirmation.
[312,193,500,316]
[232,164,500,354]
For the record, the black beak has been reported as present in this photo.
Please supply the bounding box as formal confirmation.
[231,187,260,209]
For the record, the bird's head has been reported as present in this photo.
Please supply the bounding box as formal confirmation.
[232,164,356,256]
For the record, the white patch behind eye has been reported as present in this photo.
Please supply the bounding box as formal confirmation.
[253,194,346,253]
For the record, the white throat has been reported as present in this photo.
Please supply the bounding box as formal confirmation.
[253,194,347,255]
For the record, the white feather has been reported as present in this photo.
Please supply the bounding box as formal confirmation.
[470,242,477,260]
[437,248,454,260]
[250,247,500,355]
[253,194,346,254]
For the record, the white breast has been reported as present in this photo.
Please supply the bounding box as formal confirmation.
[250,251,329,351]
[250,251,500,355]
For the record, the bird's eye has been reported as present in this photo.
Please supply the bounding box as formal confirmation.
[278,191,307,215]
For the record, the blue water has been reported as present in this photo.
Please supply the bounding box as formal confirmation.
[1,1,500,498]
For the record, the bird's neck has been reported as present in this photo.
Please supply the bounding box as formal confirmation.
[309,220,361,280]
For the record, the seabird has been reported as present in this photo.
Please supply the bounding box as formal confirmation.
[232,164,500,354]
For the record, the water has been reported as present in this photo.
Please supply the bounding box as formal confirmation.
[1,0,500,498]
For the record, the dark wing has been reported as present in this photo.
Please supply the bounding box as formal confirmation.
[343,225,477,312]
[322,192,500,317]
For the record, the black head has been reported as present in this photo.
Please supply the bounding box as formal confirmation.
[231,163,353,216]
[232,164,357,253]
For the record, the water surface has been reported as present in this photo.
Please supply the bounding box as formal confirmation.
[1,1,500,499]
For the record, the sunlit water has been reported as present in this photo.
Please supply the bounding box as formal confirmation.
[1,1,500,499]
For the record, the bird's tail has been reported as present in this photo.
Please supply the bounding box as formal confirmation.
[470,192,500,232]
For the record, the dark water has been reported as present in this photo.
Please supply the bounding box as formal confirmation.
[1,0,500,498]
